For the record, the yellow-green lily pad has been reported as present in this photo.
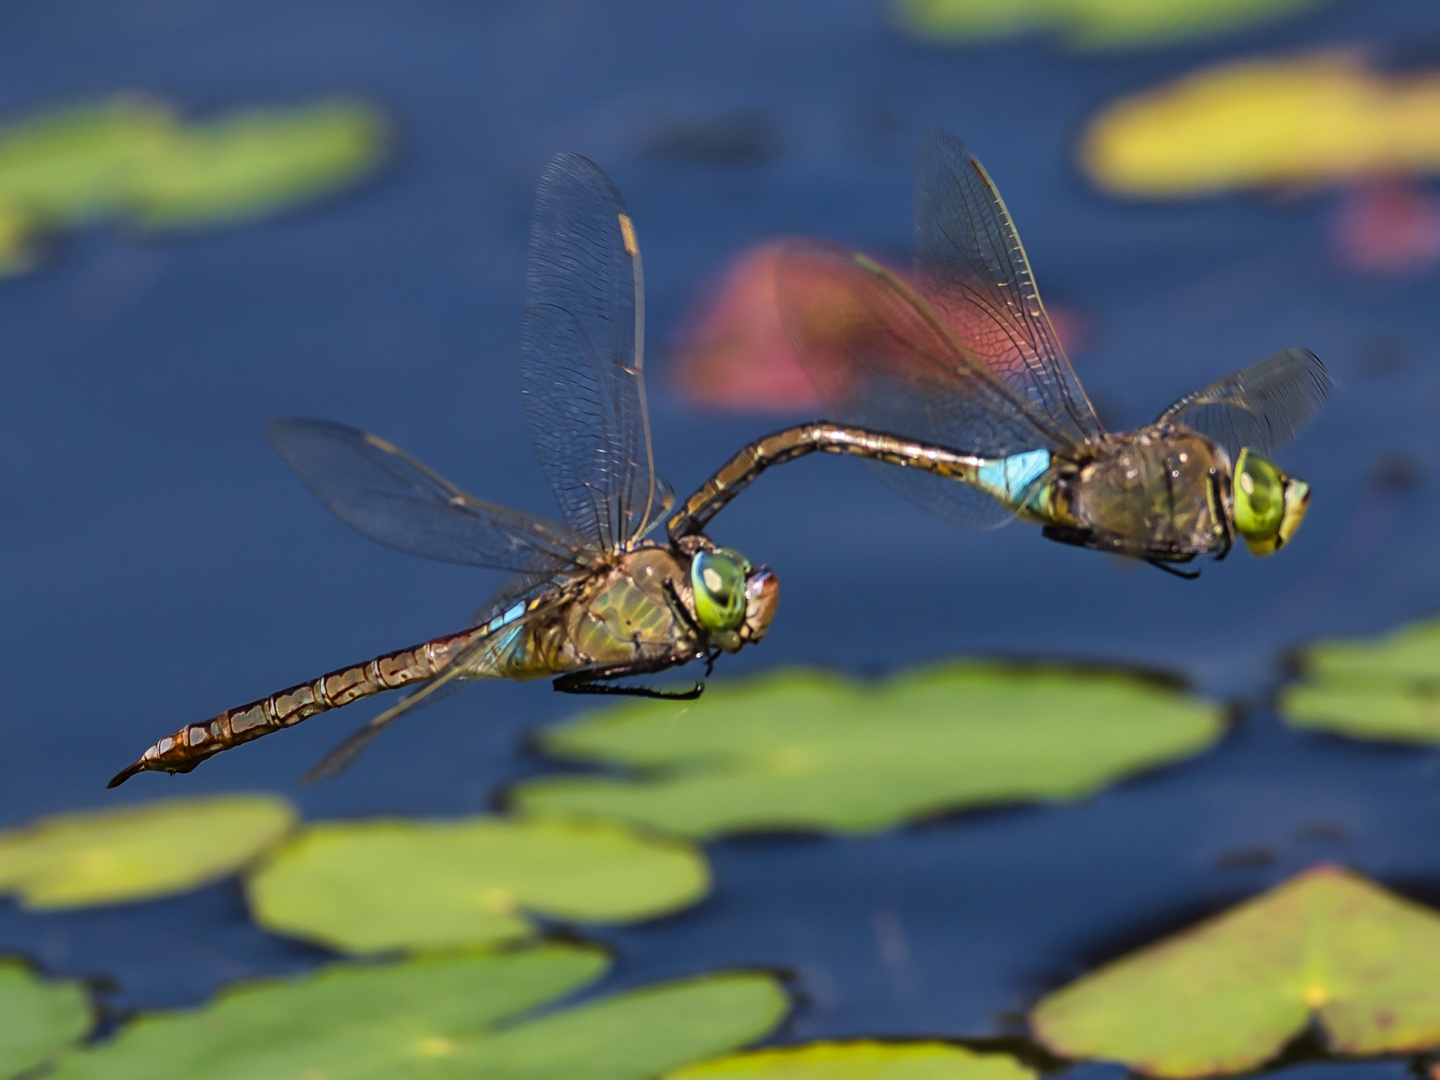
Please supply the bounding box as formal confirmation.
[45,944,788,1080]
[0,95,385,272]
[1030,864,1440,1078]
[0,795,295,909]
[892,0,1319,50]
[666,1040,1037,1079]
[512,662,1223,838]
[245,815,710,953]
[127,100,384,229]
[0,960,90,1078]
[1280,617,1440,743]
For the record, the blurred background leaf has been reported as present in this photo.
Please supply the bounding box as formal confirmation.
[1281,616,1440,741]
[0,794,294,909]
[665,1041,1036,1080]
[512,661,1223,838]
[0,960,90,1079]
[245,815,710,953]
[893,0,1322,50]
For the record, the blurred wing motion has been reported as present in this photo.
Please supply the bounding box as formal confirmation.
[520,152,671,553]
[912,129,1104,447]
[267,417,588,574]
[778,240,1064,527]
[1153,347,1333,459]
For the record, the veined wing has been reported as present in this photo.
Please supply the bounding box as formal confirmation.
[1153,348,1332,459]
[778,240,1065,527]
[303,586,569,783]
[268,418,590,574]
[913,130,1104,445]
[519,152,670,554]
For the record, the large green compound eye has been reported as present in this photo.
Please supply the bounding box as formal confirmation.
[690,550,747,633]
[1233,447,1310,556]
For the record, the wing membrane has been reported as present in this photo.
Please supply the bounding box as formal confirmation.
[913,130,1103,445]
[1154,348,1332,459]
[519,152,666,552]
[778,240,1062,527]
[268,418,588,574]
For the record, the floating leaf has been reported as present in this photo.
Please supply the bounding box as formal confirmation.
[1279,617,1440,743]
[893,0,1318,50]
[246,815,710,953]
[127,100,385,229]
[0,95,386,274]
[46,945,788,1080]
[446,971,789,1079]
[0,960,90,1078]
[1081,55,1440,197]
[0,795,295,909]
[512,662,1223,838]
[666,1040,1037,1079]
[1031,865,1440,1078]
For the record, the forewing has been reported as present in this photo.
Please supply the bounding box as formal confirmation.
[913,130,1104,445]
[777,240,1059,528]
[1154,348,1332,459]
[268,418,589,574]
[519,152,666,552]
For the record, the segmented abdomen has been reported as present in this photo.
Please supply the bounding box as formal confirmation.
[107,626,484,786]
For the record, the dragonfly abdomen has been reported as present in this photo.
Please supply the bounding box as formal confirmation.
[106,626,484,786]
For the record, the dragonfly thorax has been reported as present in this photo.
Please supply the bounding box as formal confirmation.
[1046,425,1232,562]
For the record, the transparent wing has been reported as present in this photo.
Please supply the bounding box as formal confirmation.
[913,130,1104,445]
[778,240,1064,528]
[519,152,667,553]
[305,587,568,783]
[1153,348,1333,459]
[268,417,591,574]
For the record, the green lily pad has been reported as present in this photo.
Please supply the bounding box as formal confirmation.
[1280,618,1440,743]
[1030,864,1440,1078]
[46,944,788,1080]
[0,95,385,272]
[665,1041,1037,1079]
[0,960,90,1078]
[512,662,1223,838]
[246,815,710,953]
[892,0,1319,50]
[127,100,385,229]
[0,795,295,909]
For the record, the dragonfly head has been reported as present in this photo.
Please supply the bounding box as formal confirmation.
[689,547,779,652]
[1232,447,1311,556]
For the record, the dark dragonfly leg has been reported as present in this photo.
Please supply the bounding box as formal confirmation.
[1147,558,1202,580]
[667,422,987,540]
[553,657,705,700]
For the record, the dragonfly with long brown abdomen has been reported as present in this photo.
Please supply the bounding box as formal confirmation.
[668,130,1331,577]
[109,152,785,788]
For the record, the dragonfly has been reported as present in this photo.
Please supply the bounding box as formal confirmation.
[668,129,1331,576]
[109,153,779,788]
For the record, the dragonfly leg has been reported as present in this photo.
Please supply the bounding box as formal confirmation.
[553,657,705,700]
[1146,558,1202,580]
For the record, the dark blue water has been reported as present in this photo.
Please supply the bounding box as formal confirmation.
[4,0,1440,1063]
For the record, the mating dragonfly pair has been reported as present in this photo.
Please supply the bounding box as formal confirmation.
[110,130,1330,787]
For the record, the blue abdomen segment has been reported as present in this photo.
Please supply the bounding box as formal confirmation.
[974,449,1051,509]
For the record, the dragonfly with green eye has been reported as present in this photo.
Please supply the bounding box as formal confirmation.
[109,152,779,788]
[668,130,1331,576]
